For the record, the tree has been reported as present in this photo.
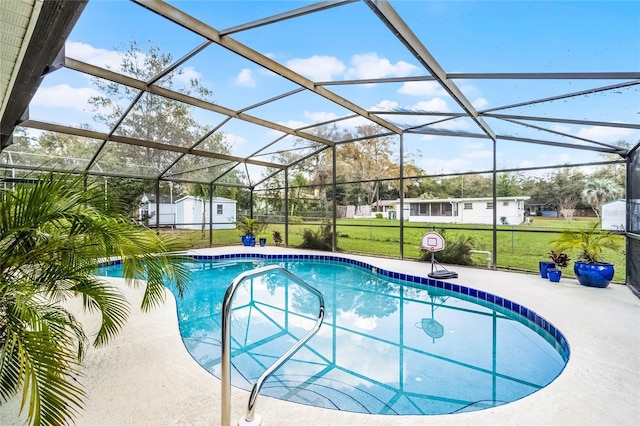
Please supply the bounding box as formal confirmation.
[522,168,586,211]
[0,173,190,426]
[337,124,396,205]
[496,172,522,197]
[581,177,624,218]
[289,173,309,217]
[87,40,230,180]
[191,183,210,239]
[555,194,578,222]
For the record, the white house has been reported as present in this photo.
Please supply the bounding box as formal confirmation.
[376,196,530,225]
[175,196,237,230]
[601,199,625,231]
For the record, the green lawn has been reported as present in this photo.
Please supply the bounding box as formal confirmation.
[161,216,627,283]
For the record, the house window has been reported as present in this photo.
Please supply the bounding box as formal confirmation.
[464,202,473,210]
[487,202,494,209]
[419,203,428,215]
[503,201,509,206]
[217,204,223,215]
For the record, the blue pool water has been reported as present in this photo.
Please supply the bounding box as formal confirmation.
[100,255,569,415]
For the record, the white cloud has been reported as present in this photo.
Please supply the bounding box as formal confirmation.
[519,160,537,169]
[431,118,471,131]
[286,55,346,81]
[464,142,485,150]
[222,133,248,146]
[398,81,446,97]
[472,97,489,109]
[464,150,492,159]
[235,68,255,87]
[278,120,309,130]
[346,52,418,79]
[338,310,378,331]
[575,126,634,143]
[67,41,202,84]
[31,84,101,111]
[410,98,451,113]
[177,66,202,83]
[66,41,123,70]
[304,111,337,123]
[370,100,400,111]
[341,115,376,129]
[557,153,572,163]
[550,124,572,134]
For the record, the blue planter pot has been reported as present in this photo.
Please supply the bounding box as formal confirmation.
[547,268,562,283]
[574,262,614,288]
[241,235,256,247]
[539,261,556,278]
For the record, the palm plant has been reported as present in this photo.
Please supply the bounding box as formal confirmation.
[551,224,620,263]
[236,216,267,237]
[0,173,191,426]
[581,177,624,218]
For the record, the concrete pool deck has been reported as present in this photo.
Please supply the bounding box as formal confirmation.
[1,246,638,425]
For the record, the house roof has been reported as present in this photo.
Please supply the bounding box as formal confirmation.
[174,195,237,204]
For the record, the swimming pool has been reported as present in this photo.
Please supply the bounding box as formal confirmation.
[100,253,569,415]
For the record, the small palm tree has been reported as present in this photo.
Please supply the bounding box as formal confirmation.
[237,216,267,237]
[581,178,624,218]
[0,173,191,426]
[551,224,620,263]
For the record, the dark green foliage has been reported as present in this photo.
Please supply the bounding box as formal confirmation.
[0,172,191,426]
[299,223,336,251]
[420,230,475,266]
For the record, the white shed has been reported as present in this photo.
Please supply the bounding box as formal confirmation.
[175,196,237,230]
[139,193,175,227]
[601,199,625,231]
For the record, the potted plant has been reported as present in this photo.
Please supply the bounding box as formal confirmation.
[551,224,620,288]
[547,251,570,283]
[539,259,556,279]
[237,216,267,247]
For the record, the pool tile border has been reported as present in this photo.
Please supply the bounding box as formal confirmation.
[103,253,570,358]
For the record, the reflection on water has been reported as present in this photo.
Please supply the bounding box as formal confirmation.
[106,259,568,415]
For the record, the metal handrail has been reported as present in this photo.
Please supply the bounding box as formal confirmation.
[221,264,325,426]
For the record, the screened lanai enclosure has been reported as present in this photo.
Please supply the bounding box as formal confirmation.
[1,0,639,293]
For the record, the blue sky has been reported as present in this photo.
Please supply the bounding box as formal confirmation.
[28,0,640,179]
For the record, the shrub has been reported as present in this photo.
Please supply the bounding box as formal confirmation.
[375,213,383,219]
[299,223,336,251]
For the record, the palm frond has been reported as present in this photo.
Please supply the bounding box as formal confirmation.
[1,172,192,425]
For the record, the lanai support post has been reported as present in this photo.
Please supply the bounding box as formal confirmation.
[284,168,289,247]
[249,188,254,219]
[492,140,497,270]
[155,179,160,231]
[209,183,214,247]
[399,133,405,259]
[332,145,337,252]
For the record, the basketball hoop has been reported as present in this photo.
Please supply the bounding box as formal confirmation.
[421,231,445,252]
[420,231,458,279]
